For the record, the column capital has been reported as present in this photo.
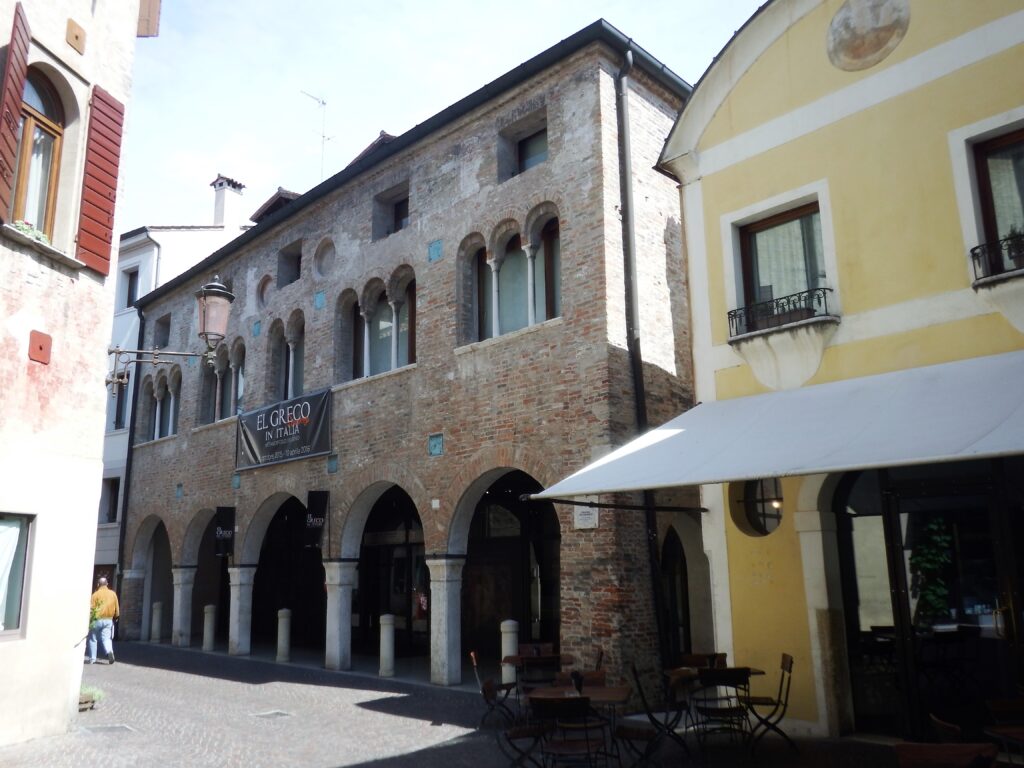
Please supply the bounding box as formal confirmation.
[122,569,146,580]
[228,565,257,586]
[324,560,358,587]
[425,555,466,582]
[172,567,197,586]
[521,241,536,258]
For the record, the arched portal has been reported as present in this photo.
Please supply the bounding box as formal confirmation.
[661,527,691,661]
[461,470,560,659]
[190,512,231,647]
[130,517,174,642]
[251,495,326,651]
[354,486,428,657]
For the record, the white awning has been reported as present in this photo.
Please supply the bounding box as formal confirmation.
[535,350,1024,499]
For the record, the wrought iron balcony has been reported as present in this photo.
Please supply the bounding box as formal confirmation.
[728,287,834,338]
[970,232,1024,281]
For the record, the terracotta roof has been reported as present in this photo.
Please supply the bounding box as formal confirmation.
[250,187,300,224]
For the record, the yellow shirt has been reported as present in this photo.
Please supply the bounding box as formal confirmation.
[90,586,119,621]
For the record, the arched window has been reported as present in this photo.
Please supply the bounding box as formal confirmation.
[475,248,492,341]
[367,297,392,376]
[536,218,561,321]
[397,280,416,367]
[12,69,63,237]
[498,235,528,334]
[352,302,365,379]
[232,344,246,415]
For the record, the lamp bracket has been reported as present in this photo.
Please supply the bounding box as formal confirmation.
[106,345,216,391]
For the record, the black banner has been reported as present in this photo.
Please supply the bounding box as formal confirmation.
[305,491,328,549]
[236,389,332,470]
[214,506,235,558]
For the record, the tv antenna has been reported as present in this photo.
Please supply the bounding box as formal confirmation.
[301,90,332,180]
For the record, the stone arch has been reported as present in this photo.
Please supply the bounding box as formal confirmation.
[230,336,246,367]
[445,443,562,556]
[456,232,488,345]
[523,200,561,245]
[488,218,522,266]
[238,490,299,564]
[181,507,217,567]
[387,263,416,299]
[334,288,361,382]
[128,513,172,571]
[285,308,305,344]
[361,277,387,318]
[334,461,431,558]
[265,318,286,398]
[138,375,156,441]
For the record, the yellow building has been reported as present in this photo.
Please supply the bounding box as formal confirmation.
[540,0,1024,741]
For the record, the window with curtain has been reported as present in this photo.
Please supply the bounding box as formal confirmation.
[975,128,1024,274]
[536,219,561,321]
[740,203,825,307]
[0,514,31,632]
[12,70,63,237]
[234,350,246,414]
[499,236,529,334]
[397,281,416,367]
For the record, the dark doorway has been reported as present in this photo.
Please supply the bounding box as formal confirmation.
[193,519,231,646]
[354,486,428,657]
[662,528,691,663]
[146,521,174,642]
[835,458,1024,738]
[252,496,326,650]
[462,470,561,660]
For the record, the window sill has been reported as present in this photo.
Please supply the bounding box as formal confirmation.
[455,316,563,354]
[138,433,178,447]
[1,224,84,269]
[971,264,1024,291]
[97,521,120,529]
[333,363,418,392]
[191,415,237,435]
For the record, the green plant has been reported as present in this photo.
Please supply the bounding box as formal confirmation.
[11,219,49,245]
[88,597,101,628]
[80,685,105,702]
[909,516,953,627]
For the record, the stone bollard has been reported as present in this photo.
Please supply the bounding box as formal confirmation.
[276,608,292,663]
[150,601,163,643]
[501,619,519,685]
[379,614,395,677]
[203,604,216,651]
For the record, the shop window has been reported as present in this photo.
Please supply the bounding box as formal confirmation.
[0,513,32,632]
[971,128,1024,279]
[732,203,831,336]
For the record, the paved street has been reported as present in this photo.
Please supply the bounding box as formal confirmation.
[0,642,493,768]
[0,642,904,767]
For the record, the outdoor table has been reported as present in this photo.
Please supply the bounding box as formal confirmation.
[502,653,575,667]
[667,665,765,688]
[529,684,632,756]
[984,725,1024,764]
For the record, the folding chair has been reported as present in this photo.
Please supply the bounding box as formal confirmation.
[742,652,796,753]
[470,650,517,728]
[690,666,752,751]
[531,695,609,766]
[617,662,690,764]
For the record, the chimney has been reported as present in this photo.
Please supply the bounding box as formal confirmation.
[211,174,245,228]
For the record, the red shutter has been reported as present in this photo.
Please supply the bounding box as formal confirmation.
[0,3,29,222]
[76,85,124,275]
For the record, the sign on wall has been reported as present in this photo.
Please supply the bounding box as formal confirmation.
[236,389,332,470]
[214,506,235,558]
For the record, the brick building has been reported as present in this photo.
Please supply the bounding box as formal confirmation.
[0,0,158,746]
[120,20,699,687]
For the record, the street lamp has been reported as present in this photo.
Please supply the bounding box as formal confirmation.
[107,276,235,389]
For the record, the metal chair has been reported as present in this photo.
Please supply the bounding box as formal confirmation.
[690,666,752,751]
[530,695,608,766]
[618,662,690,764]
[470,650,517,728]
[742,652,796,754]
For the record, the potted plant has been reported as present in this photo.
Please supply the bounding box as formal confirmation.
[1006,225,1024,267]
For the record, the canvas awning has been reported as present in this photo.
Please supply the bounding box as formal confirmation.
[533,350,1024,500]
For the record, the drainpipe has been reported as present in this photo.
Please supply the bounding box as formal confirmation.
[115,307,146,594]
[616,48,671,670]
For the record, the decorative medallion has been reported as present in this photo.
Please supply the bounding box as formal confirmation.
[827,0,910,72]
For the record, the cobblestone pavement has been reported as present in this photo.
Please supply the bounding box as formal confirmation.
[0,642,496,768]
[1,642,904,767]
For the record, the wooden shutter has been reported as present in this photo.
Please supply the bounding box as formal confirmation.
[76,85,124,275]
[0,3,29,222]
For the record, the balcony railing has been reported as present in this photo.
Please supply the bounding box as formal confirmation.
[970,232,1024,281]
[728,287,834,338]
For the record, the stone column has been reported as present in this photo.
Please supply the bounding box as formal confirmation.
[361,310,371,376]
[389,299,404,370]
[286,341,296,398]
[229,363,238,415]
[214,369,224,421]
[153,394,163,440]
[523,242,536,326]
[171,566,196,647]
[489,260,501,338]
[426,556,465,686]
[228,565,256,656]
[324,560,358,670]
[120,569,146,641]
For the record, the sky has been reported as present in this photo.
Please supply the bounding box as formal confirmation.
[115,0,766,234]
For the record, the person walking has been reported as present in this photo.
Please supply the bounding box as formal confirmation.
[87,577,119,664]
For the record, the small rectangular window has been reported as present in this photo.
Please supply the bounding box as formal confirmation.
[392,197,410,234]
[517,129,548,174]
[372,181,410,240]
[0,513,32,632]
[154,314,171,348]
[277,241,302,287]
[98,478,120,524]
[124,269,139,308]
